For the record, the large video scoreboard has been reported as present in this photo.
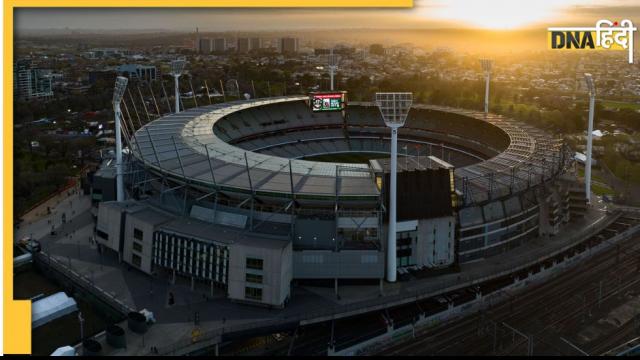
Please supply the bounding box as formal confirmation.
[309,91,347,112]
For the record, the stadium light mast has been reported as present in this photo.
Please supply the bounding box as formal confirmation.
[328,49,339,91]
[480,59,492,116]
[112,76,128,202]
[584,73,596,204]
[376,92,413,283]
[170,59,186,113]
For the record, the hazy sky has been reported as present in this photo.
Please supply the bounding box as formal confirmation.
[14,0,640,32]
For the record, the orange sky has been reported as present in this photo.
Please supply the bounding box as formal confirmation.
[14,0,640,31]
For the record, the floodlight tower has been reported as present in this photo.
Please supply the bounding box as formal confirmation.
[170,59,186,113]
[584,73,596,204]
[376,92,413,283]
[328,49,339,91]
[480,59,492,116]
[112,76,128,202]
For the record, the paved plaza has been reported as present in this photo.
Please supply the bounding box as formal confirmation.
[14,191,616,355]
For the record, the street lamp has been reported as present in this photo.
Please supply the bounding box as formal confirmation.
[376,92,413,283]
[480,59,492,116]
[584,73,596,204]
[78,311,85,342]
[112,76,128,202]
[328,49,339,91]
[170,59,186,113]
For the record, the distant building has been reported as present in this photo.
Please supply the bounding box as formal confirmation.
[197,38,212,53]
[116,64,158,82]
[14,59,54,100]
[213,38,227,53]
[84,48,127,59]
[236,37,263,53]
[369,44,385,56]
[315,47,355,56]
[249,37,262,51]
[279,37,299,54]
[237,38,250,53]
[314,48,331,56]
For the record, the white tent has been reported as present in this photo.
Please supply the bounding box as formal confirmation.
[574,152,587,164]
[51,346,77,356]
[575,152,597,166]
[32,292,78,328]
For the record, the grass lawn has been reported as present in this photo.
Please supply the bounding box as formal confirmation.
[576,167,607,184]
[591,182,615,196]
[601,100,640,111]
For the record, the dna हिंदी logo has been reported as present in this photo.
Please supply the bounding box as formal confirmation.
[547,19,637,64]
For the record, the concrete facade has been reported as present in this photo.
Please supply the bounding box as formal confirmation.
[416,216,456,268]
[96,200,293,307]
[228,239,292,307]
[292,250,384,279]
[96,202,126,254]
[122,208,173,275]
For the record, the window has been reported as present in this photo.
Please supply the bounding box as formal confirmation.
[134,228,144,241]
[96,230,109,240]
[397,248,412,258]
[245,287,262,301]
[132,254,142,267]
[133,241,143,253]
[246,273,263,284]
[302,254,323,264]
[246,258,263,270]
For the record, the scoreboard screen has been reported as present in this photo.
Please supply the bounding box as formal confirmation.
[310,91,347,112]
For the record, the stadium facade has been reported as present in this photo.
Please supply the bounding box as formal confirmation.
[92,96,586,308]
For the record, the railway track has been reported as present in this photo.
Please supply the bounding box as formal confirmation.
[379,219,640,356]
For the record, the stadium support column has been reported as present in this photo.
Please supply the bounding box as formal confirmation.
[376,92,412,283]
[330,69,335,91]
[387,125,399,282]
[480,59,492,117]
[112,76,128,202]
[328,49,338,91]
[584,73,596,204]
[586,94,594,203]
[174,75,180,113]
[115,106,124,201]
[484,72,490,115]
[170,59,186,114]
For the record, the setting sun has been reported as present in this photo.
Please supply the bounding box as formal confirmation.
[424,0,569,29]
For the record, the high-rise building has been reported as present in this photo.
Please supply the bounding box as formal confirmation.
[198,38,212,53]
[116,64,158,82]
[249,37,262,51]
[369,43,385,56]
[14,59,53,100]
[213,38,227,53]
[279,37,299,54]
[237,38,250,53]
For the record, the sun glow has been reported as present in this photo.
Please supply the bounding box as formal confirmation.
[423,0,569,29]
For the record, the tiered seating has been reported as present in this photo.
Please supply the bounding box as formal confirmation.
[204,100,565,207]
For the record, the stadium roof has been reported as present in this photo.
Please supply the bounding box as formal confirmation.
[132,96,566,205]
[132,96,379,201]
